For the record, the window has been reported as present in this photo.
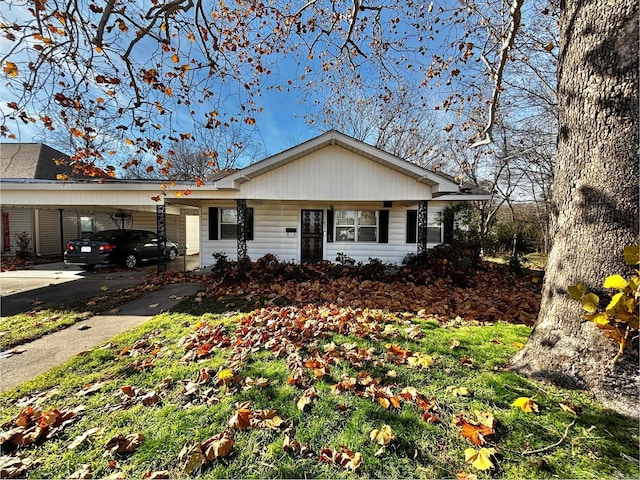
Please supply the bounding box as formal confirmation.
[335,210,377,242]
[406,210,443,244]
[208,206,254,240]
[220,208,238,239]
[427,211,442,243]
[80,216,94,239]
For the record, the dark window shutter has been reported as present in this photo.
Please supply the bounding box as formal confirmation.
[378,210,389,243]
[208,207,218,240]
[327,209,334,242]
[406,210,417,244]
[246,208,254,241]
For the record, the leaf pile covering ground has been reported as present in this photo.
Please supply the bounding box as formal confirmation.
[197,259,542,325]
[0,260,637,478]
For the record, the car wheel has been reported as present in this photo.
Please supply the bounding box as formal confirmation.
[167,247,178,261]
[124,252,139,269]
[80,264,95,271]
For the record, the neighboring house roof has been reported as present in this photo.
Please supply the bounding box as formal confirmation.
[0,143,72,179]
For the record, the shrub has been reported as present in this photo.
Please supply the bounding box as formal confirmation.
[568,245,639,363]
[15,231,31,259]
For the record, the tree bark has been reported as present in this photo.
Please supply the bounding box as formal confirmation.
[509,0,639,418]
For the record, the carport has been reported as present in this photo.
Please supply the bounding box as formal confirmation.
[0,179,201,267]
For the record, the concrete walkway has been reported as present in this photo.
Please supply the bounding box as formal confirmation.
[0,282,202,392]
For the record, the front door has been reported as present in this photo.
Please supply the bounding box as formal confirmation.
[301,209,323,262]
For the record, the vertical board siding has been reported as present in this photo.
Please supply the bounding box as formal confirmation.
[239,146,433,201]
[0,208,33,255]
[36,209,62,256]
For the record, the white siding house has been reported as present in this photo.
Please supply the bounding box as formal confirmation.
[1,131,490,266]
[179,130,491,267]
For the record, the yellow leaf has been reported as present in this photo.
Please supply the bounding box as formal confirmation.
[297,394,313,411]
[581,293,599,313]
[171,53,180,63]
[447,386,470,397]
[623,245,640,265]
[370,424,395,446]
[511,397,538,413]
[464,447,495,470]
[407,352,434,369]
[567,284,586,301]
[585,312,610,326]
[3,61,19,77]
[603,275,628,291]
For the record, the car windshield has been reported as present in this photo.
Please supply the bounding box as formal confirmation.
[90,230,127,241]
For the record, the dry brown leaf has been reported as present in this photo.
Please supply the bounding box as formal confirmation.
[104,433,143,455]
[201,430,234,461]
[179,441,205,475]
[68,463,93,479]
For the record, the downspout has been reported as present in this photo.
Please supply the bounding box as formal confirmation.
[34,209,41,256]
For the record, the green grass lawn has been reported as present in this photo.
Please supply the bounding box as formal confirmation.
[1,297,637,479]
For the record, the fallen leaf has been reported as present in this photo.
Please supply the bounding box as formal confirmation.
[69,463,93,479]
[143,471,170,479]
[179,441,205,474]
[228,402,253,429]
[68,427,101,450]
[464,447,496,470]
[512,397,539,413]
[407,352,434,369]
[201,430,234,461]
[104,432,143,455]
[447,386,470,397]
[559,401,580,415]
[370,424,395,446]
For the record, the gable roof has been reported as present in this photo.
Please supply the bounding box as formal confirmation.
[215,130,461,195]
[0,143,72,179]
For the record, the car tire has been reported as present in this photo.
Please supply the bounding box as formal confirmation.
[124,252,139,269]
[80,264,95,271]
[167,247,178,261]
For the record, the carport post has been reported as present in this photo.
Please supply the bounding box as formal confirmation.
[417,200,428,261]
[156,204,167,273]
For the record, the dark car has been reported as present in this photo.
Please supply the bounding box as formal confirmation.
[65,229,179,270]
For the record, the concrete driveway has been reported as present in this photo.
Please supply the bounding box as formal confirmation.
[0,255,201,316]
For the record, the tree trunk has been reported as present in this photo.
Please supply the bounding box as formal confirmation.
[509,0,639,418]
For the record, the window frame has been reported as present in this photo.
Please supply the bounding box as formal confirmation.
[220,207,238,240]
[210,206,254,241]
[334,210,379,242]
[406,209,443,244]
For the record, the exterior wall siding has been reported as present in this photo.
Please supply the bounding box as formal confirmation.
[0,208,33,255]
[238,146,434,201]
[36,209,62,256]
[200,201,448,268]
